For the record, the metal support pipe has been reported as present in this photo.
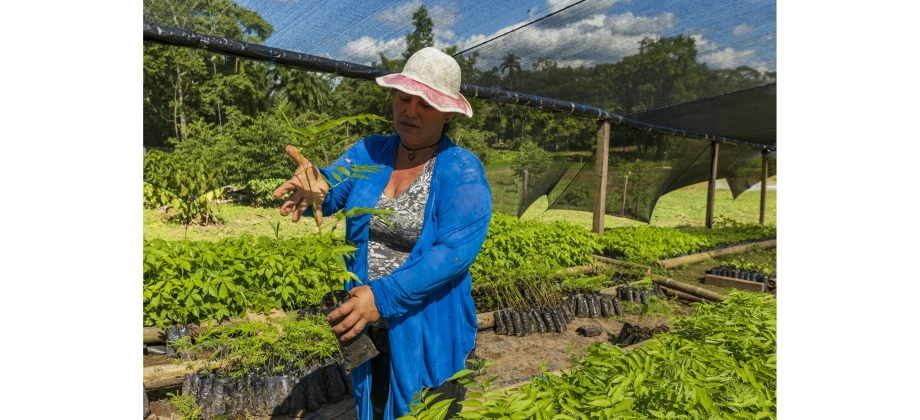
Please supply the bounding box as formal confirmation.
[705,142,720,228]
[593,121,610,236]
[760,149,769,225]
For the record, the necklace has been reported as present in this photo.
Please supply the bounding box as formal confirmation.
[399,141,438,161]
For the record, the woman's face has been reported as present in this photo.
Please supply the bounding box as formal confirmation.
[392,90,454,147]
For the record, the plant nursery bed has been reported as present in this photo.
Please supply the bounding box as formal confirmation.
[145,313,674,420]
[703,274,776,293]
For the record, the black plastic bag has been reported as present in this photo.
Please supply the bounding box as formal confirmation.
[337,360,353,396]
[587,295,600,318]
[165,324,193,360]
[522,311,535,336]
[249,374,268,416]
[576,296,589,318]
[144,385,150,418]
[321,291,380,374]
[289,374,307,418]
[599,295,610,317]
[541,310,557,333]
[576,325,604,337]
[493,311,506,335]
[303,364,327,412]
[209,376,227,419]
[323,361,348,402]
[198,374,214,419]
[238,373,254,416]
[510,311,524,337]
[182,373,200,400]
[561,300,575,321]
[532,309,547,333]
[553,309,567,333]
[265,375,290,416]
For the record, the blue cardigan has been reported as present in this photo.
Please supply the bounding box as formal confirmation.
[309,133,492,420]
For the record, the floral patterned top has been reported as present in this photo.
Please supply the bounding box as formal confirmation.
[367,156,436,327]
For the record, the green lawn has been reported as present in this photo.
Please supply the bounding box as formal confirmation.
[143,174,775,241]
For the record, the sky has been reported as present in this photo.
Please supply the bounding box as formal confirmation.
[235,0,776,73]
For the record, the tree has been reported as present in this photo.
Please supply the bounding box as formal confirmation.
[272,68,331,114]
[403,5,434,61]
[499,53,522,91]
[143,0,274,147]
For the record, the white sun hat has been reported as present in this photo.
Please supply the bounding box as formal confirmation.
[376,47,473,118]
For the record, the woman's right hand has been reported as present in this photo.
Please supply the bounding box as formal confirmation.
[272,146,330,223]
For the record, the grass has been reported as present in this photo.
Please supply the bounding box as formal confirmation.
[143,167,775,242]
[143,204,346,242]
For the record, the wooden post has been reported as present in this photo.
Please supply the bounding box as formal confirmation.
[621,174,628,217]
[760,149,769,225]
[519,169,529,217]
[705,142,719,228]
[593,121,610,236]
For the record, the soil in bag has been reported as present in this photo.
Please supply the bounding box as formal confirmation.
[198,374,214,419]
[541,310,557,333]
[209,376,228,419]
[576,325,604,337]
[288,374,307,418]
[521,311,534,336]
[493,311,506,334]
[587,295,600,318]
[532,309,547,333]
[323,361,348,402]
[250,374,269,417]
[561,300,575,322]
[500,310,514,336]
[576,296,589,318]
[599,295,611,317]
[182,373,200,401]
[165,324,194,361]
[552,308,567,333]
[265,375,291,416]
[321,290,379,374]
[510,311,524,337]
[303,364,328,412]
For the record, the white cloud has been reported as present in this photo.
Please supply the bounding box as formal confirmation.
[733,24,755,36]
[453,10,673,69]
[373,0,460,29]
[374,1,423,27]
[699,47,756,69]
[339,36,406,65]
[545,0,621,16]
[692,33,772,72]
[430,2,461,29]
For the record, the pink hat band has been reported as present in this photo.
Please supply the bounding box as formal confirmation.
[377,73,473,117]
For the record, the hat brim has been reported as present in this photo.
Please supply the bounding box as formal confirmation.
[376,73,473,118]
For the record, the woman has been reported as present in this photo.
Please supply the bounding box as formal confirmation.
[272,47,492,420]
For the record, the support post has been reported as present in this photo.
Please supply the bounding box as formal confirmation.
[519,169,529,217]
[593,120,610,236]
[705,142,719,228]
[621,174,628,217]
[760,149,769,225]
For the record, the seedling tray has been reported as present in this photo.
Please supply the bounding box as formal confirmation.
[704,274,766,293]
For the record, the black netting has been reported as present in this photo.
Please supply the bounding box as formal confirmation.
[142,0,776,223]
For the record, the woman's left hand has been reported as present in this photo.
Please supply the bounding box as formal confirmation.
[327,285,381,341]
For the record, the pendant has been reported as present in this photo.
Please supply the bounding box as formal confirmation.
[408,150,415,161]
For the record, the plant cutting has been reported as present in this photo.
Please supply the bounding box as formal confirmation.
[283,113,395,372]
